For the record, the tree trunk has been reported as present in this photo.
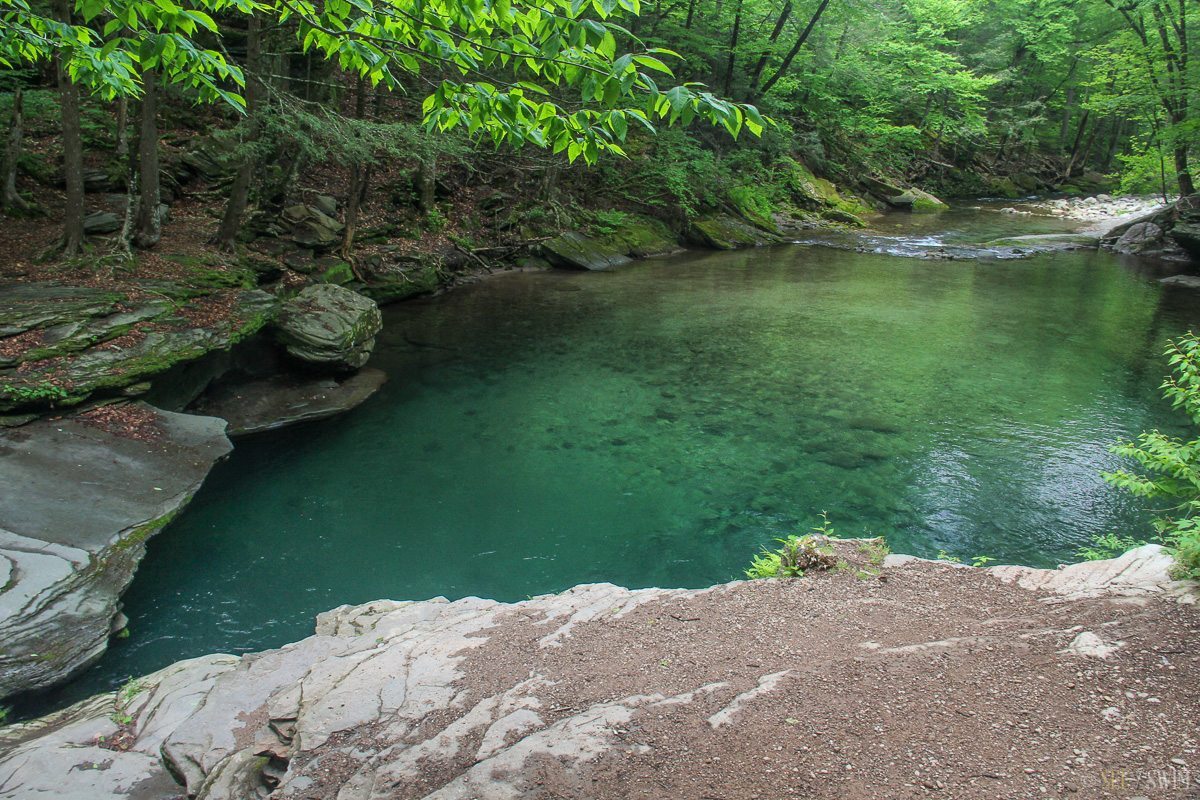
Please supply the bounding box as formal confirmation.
[722,0,744,96]
[214,14,262,251]
[1059,86,1074,152]
[1099,119,1125,172]
[1174,144,1195,196]
[133,71,162,248]
[757,0,833,97]
[341,75,369,260]
[417,155,437,213]
[55,0,84,255]
[1062,105,1090,181]
[3,86,30,212]
[115,96,129,158]
[747,1,793,94]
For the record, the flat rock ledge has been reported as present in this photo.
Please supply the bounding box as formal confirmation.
[0,403,231,698]
[1,544,1197,800]
[191,368,388,436]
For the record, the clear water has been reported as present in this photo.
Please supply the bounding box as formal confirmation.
[30,208,1200,709]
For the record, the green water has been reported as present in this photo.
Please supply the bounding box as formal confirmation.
[41,210,1200,705]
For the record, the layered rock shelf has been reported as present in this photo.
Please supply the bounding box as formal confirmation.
[1,544,1195,799]
[0,404,232,697]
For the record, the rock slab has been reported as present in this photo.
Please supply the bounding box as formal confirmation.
[0,403,231,698]
[191,367,388,436]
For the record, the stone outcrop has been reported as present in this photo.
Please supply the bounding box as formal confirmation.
[274,284,382,372]
[0,285,278,413]
[688,214,781,250]
[541,217,681,270]
[862,176,948,212]
[1,544,1194,800]
[0,404,231,698]
[191,367,388,436]
[1100,193,1200,262]
[279,204,345,251]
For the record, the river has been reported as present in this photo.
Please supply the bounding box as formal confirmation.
[28,204,1200,710]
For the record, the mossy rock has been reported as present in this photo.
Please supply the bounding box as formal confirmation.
[542,215,679,270]
[820,208,865,227]
[984,177,1023,199]
[615,219,680,257]
[1011,173,1040,192]
[0,290,278,412]
[359,258,440,303]
[274,284,381,372]
[891,188,949,213]
[689,215,781,250]
[543,231,632,271]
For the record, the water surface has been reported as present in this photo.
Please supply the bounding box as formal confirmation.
[44,208,1200,704]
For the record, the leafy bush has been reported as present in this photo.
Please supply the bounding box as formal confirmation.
[1103,333,1200,579]
[745,513,842,578]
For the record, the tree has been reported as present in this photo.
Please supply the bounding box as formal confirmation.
[1103,0,1194,195]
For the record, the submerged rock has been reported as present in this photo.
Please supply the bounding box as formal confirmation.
[191,367,387,436]
[2,544,1193,799]
[985,233,1100,251]
[0,404,231,698]
[274,284,382,371]
[1160,274,1200,290]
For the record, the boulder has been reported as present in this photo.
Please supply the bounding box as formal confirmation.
[0,404,231,698]
[359,255,440,303]
[274,284,382,371]
[542,231,632,271]
[281,204,345,250]
[888,187,949,213]
[541,218,679,271]
[313,194,338,218]
[1169,222,1200,259]
[1113,221,1164,255]
[82,211,121,235]
[191,367,387,436]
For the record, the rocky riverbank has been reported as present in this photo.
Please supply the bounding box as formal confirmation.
[0,542,1196,800]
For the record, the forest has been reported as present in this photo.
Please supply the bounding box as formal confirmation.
[0,0,1195,263]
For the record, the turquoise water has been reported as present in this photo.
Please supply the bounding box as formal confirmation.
[38,209,1200,705]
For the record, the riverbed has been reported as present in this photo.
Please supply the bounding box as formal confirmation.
[35,205,1200,708]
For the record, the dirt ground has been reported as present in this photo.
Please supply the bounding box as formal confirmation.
[380,550,1200,800]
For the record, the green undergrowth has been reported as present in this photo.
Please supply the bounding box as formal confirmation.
[1099,333,1200,581]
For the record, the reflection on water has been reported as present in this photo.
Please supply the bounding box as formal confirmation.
[39,209,1200,709]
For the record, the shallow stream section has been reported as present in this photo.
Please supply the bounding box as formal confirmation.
[40,206,1200,707]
